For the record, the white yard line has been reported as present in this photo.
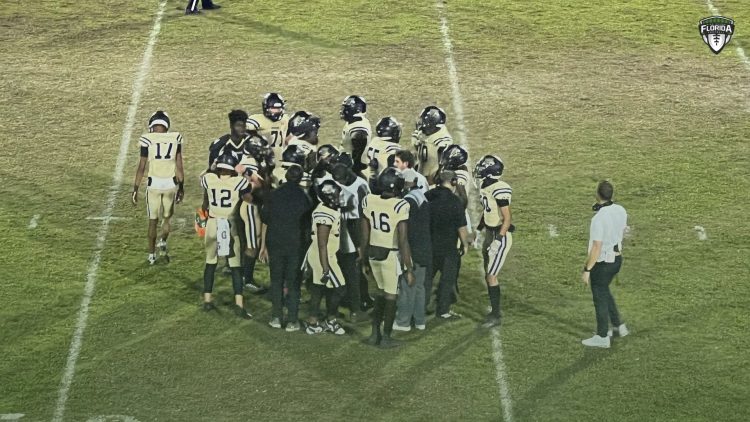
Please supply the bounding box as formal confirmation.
[694,225,708,241]
[706,1,750,70]
[435,1,514,421]
[0,415,25,421]
[27,214,40,229]
[547,224,559,238]
[51,2,168,421]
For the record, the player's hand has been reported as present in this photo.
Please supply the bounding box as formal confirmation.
[581,271,590,286]
[459,243,468,257]
[405,269,416,286]
[258,248,268,264]
[321,271,332,285]
[131,189,138,205]
[175,188,184,204]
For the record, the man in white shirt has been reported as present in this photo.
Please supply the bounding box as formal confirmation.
[581,181,629,348]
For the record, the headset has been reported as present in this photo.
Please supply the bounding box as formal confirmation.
[592,201,613,212]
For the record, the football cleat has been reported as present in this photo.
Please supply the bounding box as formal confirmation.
[325,319,345,335]
[234,305,253,320]
[305,322,324,335]
[148,254,156,265]
[268,317,282,329]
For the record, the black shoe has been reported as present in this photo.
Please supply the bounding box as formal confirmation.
[482,314,501,328]
[364,329,381,346]
[203,3,221,9]
[349,312,369,324]
[361,297,375,311]
[185,9,201,15]
[379,335,402,349]
[234,305,253,320]
[202,302,217,312]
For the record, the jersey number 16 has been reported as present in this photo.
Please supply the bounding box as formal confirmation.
[370,211,391,233]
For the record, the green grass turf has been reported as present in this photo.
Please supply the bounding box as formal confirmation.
[1,0,748,421]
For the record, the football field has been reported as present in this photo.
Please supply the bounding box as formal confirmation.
[1,0,749,421]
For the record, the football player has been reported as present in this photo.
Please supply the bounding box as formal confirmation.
[438,144,470,208]
[311,144,340,187]
[339,95,371,174]
[208,110,250,171]
[247,92,289,154]
[331,158,371,321]
[305,180,348,335]
[286,110,320,159]
[412,106,453,184]
[361,168,415,348]
[238,134,272,293]
[200,151,259,319]
[272,144,313,189]
[363,116,403,187]
[474,155,514,328]
[131,111,185,265]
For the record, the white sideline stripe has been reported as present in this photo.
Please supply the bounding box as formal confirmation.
[51,2,168,421]
[28,214,40,229]
[706,1,750,70]
[85,216,128,221]
[547,224,559,238]
[694,225,708,241]
[0,415,25,421]
[436,0,467,146]
[435,2,514,421]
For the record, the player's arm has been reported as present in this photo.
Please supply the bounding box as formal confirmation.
[455,184,468,208]
[175,145,185,203]
[498,203,512,236]
[316,224,332,275]
[359,214,371,265]
[397,220,415,285]
[350,129,369,171]
[131,146,149,205]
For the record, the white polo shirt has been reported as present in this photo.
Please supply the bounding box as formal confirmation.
[589,203,627,263]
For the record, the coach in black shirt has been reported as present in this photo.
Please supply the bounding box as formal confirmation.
[259,165,313,331]
[425,171,469,319]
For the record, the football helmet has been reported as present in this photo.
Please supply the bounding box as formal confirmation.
[316,144,340,163]
[317,180,342,209]
[375,116,402,143]
[377,167,405,195]
[262,92,285,122]
[440,144,468,170]
[216,150,240,171]
[281,144,307,167]
[416,106,446,135]
[340,95,367,121]
[148,110,170,130]
[288,110,321,140]
[473,154,505,180]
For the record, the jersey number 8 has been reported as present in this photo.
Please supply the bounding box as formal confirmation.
[370,211,391,233]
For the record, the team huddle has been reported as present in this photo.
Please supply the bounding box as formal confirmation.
[131,93,513,347]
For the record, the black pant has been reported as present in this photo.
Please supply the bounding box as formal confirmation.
[590,256,623,337]
[186,0,214,12]
[431,252,460,315]
[268,248,301,321]
[337,252,360,313]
